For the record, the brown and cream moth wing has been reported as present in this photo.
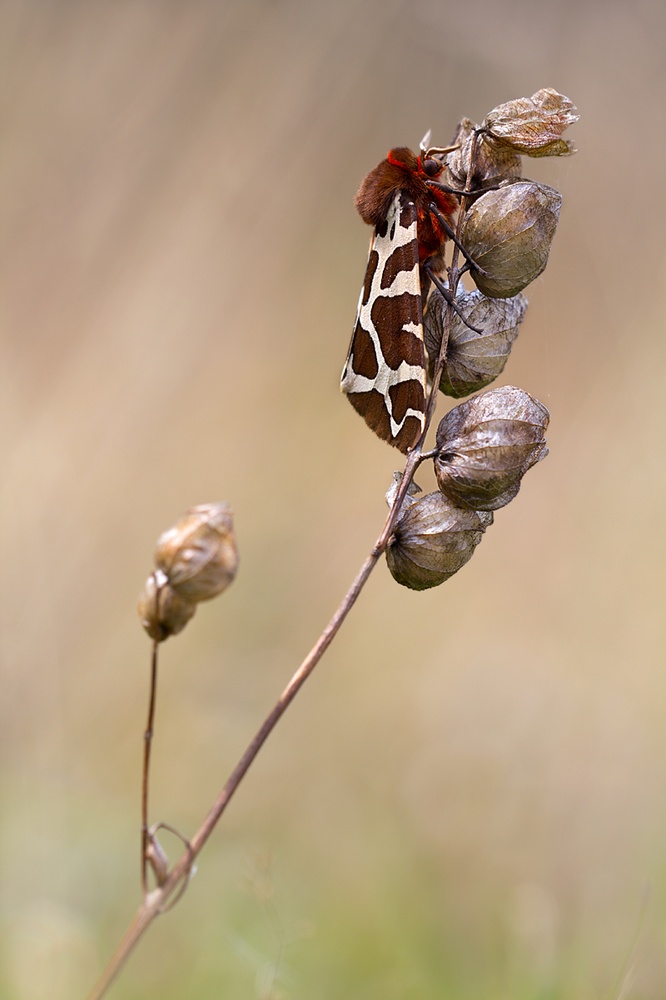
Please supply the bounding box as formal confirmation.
[341,191,426,453]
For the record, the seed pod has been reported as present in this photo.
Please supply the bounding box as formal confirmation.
[137,570,197,642]
[460,181,562,298]
[445,117,522,196]
[483,88,579,157]
[154,502,238,603]
[386,489,492,591]
[385,470,423,512]
[435,386,549,511]
[424,286,527,397]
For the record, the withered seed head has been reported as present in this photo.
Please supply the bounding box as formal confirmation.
[445,117,522,195]
[385,471,424,512]
[444,90,577,193]
[435,386,550,511]
[482,88,579,157]
[386,479,492,590]
[424,285,527,398]
[460,181,562,298]
[137,570,197,642]
[137,502,239,641]
[154,502,239,604]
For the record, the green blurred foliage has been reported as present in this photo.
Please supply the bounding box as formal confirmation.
[1,0,666,997]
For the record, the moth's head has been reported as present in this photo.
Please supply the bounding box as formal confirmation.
[387,146,444,181]
[420,155,443,178]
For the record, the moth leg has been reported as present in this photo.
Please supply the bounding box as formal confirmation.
[423,264,484,335]
[426,179,499,198]
[428,202,490,277]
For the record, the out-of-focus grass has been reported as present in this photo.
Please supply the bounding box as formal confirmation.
[1,1,666,998]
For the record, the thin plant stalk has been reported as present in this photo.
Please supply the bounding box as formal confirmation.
[86,143,479,1000]
[85,453,430,1000]
[140,638,159,896]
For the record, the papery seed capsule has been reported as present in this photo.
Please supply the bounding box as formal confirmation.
[460,181,562,298]
[483,88,579,157]
[137,570,197,642]
[386,490,492,591]
[445,117,522,197]
[154,502,238,603]
[424,286,527,398]
[435,386,549,511]
[385,471,423,511]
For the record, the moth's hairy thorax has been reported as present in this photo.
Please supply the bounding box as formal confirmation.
[353,147,457,267]
[354,157,416,227]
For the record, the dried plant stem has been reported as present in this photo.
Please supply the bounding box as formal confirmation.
[87,145,478,1000]
[140,640,159,896]
[86,453,426,1000]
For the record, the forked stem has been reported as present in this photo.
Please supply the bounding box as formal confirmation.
[86,136,482,1000]
[86,452,427,1000]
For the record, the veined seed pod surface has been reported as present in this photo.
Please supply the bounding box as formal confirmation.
[435,386,549,511]
[137,570,197,642]
[385,471,424,512]
[154,502,238,603]
[386,489,492,591]
[444,117,522,197]
[424,286,527,398]
[482,88,579,156]
[461,181,562,298]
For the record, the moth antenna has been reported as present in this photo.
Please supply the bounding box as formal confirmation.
[424,143,460,158]
[419,129,432,155]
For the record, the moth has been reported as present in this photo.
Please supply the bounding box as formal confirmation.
[341,142,459,453]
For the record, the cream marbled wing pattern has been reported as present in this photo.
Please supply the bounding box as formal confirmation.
[341,191,426,452]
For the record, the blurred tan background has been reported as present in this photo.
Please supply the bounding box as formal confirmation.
[1,1,665,998]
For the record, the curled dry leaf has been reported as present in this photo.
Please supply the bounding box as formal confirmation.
[137,570,197,642]
[435,386,549,511]
[445,117,522,196]
[386,487,492,591]
[154,502,239,604]
[483,88,579,156]
[461,181,562,298]
[424,285,527,397]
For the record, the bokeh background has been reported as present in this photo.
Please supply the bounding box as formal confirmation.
[1,1,665,998]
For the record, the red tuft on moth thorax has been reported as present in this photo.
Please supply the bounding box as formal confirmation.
[354,146,458,267]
